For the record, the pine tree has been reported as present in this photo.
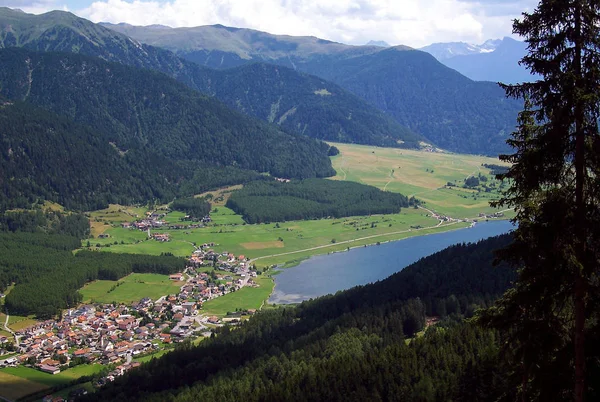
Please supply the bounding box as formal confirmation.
[478,2,600,401]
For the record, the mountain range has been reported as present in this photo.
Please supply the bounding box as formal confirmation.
[102,20,522,155]
[421,37,537,84]
[0,8,520,181]
[0,7,417,149]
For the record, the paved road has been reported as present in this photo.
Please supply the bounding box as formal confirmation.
[250,220,461,263]
[3,311,18,345]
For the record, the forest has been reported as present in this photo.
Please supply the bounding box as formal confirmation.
[170,197,211,219]
[84,234,515,401]
[0,102,286,211]
[226,179,413,223]
[0,231,185,318]
[0,49,336,211]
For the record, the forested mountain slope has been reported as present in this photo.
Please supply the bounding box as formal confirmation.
[85,234,515,401]
[103,22,522,155]
[0,8,419,148]
[0,48,334,180]
[195,63,423,147]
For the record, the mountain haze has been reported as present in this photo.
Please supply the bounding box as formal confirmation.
[422,37,536,84]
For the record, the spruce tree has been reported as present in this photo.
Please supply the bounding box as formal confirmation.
[478,2,600,401]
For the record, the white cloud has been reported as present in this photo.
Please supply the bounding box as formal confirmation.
[4,0,539,47]
[0,0,68,14]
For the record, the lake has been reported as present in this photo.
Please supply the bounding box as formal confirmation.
[269,220,515,304]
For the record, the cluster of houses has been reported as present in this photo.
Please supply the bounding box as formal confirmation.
[2,237,262,399]
[121,211,212,235]
[478,211,505,219]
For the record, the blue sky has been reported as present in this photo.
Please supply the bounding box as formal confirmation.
[0,0,538,47]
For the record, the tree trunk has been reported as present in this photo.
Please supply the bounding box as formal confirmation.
[573,4,586,401]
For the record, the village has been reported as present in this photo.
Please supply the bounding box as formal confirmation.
[0,232,261,388]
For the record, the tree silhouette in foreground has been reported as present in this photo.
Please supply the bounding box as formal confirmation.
[478,2,600,401]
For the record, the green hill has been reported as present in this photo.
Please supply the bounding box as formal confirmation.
[0,8,419,148]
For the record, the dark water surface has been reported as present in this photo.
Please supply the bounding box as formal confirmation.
[269,220,514,304]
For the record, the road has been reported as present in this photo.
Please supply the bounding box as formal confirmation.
[3,311,18,345]
[250,205,514,265]
[250,220,462,263]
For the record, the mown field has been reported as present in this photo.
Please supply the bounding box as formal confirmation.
[88,207,440,263]
[80,273,184,304]
[0,365,104,400]
[202,276,275,316]
[330,143,512,219]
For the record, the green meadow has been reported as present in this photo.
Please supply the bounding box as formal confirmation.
[330,143,512,219]
[202,276,274,316]
[87,207,440,264]
[80,273,183,304]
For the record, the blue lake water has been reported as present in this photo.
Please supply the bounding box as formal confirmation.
[269,220,515,304]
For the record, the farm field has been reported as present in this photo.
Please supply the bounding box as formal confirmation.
[330,143,512,219]
[80,273,184,304]
[202,276,274,316]
[0,369,50,400]
[88,207,441,265]
[0,364,104,400]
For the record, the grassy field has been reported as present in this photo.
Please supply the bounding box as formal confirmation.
[80,273,183,304]
[0,369,50,400]
[7,314,38,332]
[88,207,438,264]
[330,143,511,219]
[202,276,275,316]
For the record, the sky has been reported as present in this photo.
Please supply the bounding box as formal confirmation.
[0,0,538,47]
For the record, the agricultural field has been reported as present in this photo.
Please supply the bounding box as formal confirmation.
[7,314,38,332]
[0,369,50,400]
[87,207,442,265]
[202,276,274,316]
[80,273,184,304]
[0,364,104,400]
[330,143,512,219]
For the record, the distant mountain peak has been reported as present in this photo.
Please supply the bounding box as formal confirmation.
[366,40,390,47]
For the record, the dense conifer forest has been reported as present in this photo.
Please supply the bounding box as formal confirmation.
[226,179,412,223]
[0,49,336,211]
[0,230,185,318]
[170,197,211,219]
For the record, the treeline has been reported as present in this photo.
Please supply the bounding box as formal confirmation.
[1,233,185,318]
[226,179,412,223]
[170,198,211,219]
[86,234,514,401]
[0,208,90,238]
[482,163,510,176]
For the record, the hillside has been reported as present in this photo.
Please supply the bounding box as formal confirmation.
[0,8,418,148]
[84,234,515,401]
[0,101,177,211]
[102,22,522,155]
[198,63,423,147]
[304,48,521,154]
[0,48,336,209]
[99,21,384,69]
